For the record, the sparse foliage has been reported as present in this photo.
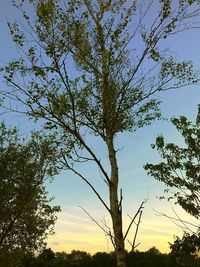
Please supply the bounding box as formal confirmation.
[2,1,200,266]
[145,106,200,219]
[145,106,200,261]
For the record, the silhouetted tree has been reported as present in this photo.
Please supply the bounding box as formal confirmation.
[147,247,161,255]
[170,232,200,257]
[38,248,56,262]
[92,251,116,267]
[0,123,60,266]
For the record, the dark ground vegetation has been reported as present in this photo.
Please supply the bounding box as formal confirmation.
[10,247,200,267]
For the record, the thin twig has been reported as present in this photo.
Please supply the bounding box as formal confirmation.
[131,210,143,252]
[123,199,147,241]
[79,206,115,246]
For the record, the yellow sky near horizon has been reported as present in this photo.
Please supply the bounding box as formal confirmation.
[47,201,198,255]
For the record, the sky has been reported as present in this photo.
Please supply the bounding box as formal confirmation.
[0,0,200,255]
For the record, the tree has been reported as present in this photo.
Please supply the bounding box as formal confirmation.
[69,250,91,267]
[169,232,200,257]
[144,106,200,259]
[168,233,200,267]
[145,106,200,219]
[0,122,60,266]
[38,248,56,262]
[2,1,200,266]
[147,247,161,255]
[92,252,116,267]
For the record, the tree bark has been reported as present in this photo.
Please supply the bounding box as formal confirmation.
[94,9,127,266]
[107,135,126,267]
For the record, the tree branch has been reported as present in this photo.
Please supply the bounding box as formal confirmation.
[61,151,110,214]
[123,199,147,241]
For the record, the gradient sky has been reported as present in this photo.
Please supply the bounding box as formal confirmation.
[0,0,200,254]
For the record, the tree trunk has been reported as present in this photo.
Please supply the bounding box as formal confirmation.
[111,208,126,267]
[97,10,126,266]
[107,135,126,267]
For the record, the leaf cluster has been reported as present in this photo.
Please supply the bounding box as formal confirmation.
[144,106,200,218]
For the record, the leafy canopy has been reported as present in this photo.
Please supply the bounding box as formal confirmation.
[4,0,200,141]
[0,123,60,265]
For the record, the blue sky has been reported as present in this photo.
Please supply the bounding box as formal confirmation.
[0,0,200,254]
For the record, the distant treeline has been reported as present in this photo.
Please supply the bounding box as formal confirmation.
[5,247,200,267]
